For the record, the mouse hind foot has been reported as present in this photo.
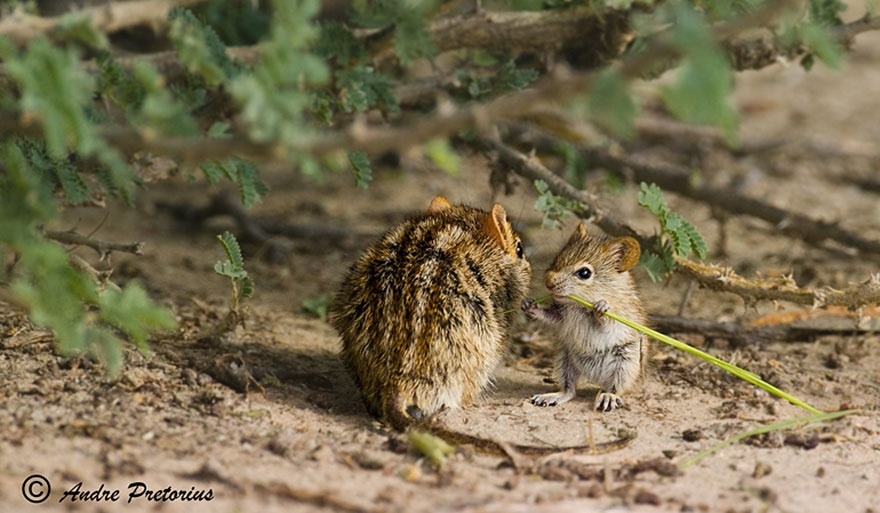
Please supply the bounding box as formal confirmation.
[594,391,623,411]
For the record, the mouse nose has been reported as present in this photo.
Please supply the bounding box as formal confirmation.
[544,271,558,290]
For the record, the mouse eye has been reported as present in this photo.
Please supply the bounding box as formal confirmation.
[575,267,592,280]
[515,240,524,259]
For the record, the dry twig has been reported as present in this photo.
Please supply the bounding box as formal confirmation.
[0,0,209,47]
[673,257,880,309]
[44,229,144,260]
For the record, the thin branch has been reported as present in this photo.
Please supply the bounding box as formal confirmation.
[673,257,880,309]
[44,229,144,260]
[0,0,210,47]
[726,12,880,71]
[372,6,633,67]
[69,254,121,292]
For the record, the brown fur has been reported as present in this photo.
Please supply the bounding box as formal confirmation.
[332,197,530,430]
[525,223,647,411]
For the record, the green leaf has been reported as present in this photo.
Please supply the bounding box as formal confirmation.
[681,219,708,259]
[3,37,97,158]
[57,12,109,49]
[808,0,845,27]
[335,65,398,114]
[800,23,843,69]
[0,140,56,227]
[95,51,146,111]
[661,5,738,143]
[493,60,539,93]
[11,241,95,351]
[348,150,373,188]
[87,326,124,377]
[98,284,177,350]
[215,231,254,305]
[199,158,268,207]
[235,160,269,208]
[302,295,333,321]
[636,182,667,217]
[53,162,91,205]
[217,230,245,272]
[555,141,588,189]
[533,180,582,229]
[588,69,637,139]
[315,22,367,64]
[638,251,668,282]
[425,139,461,174]
[392,7,436,65]
[200,160,224,184]
[637,181,707,278]
[208,121,231,139]
[168,7,242,85]
[131,61,199,137]
[229,0,329,147]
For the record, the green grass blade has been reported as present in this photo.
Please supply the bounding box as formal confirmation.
[678,409,858,468]
[566,295,823,414]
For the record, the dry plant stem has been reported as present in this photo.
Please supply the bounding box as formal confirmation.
[727,12,880,71]
[69,254,121,292]
[371,6,632,64]
[673,257,880,309]
[44,229,144,259]
[0,0,210,47]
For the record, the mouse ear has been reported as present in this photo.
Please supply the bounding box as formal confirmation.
[426,196,453,214]
[575,223,590,238]
[604,236,641,272]
[484,204,512,252]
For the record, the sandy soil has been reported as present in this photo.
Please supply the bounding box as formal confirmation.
[1,26,880,513]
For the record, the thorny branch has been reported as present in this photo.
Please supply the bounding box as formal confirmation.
[44,229,144,260]
[0,0,209,47]
[673,257,880,310]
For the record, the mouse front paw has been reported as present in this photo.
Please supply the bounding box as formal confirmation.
[592,299,610,316]
[531,391,573,407]
[522,297,539,317]
[594,392,623,412]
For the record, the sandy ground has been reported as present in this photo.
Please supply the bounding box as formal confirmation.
[1,22,880,513]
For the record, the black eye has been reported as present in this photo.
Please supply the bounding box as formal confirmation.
[575,267,592,280]
[515,240,524,259]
